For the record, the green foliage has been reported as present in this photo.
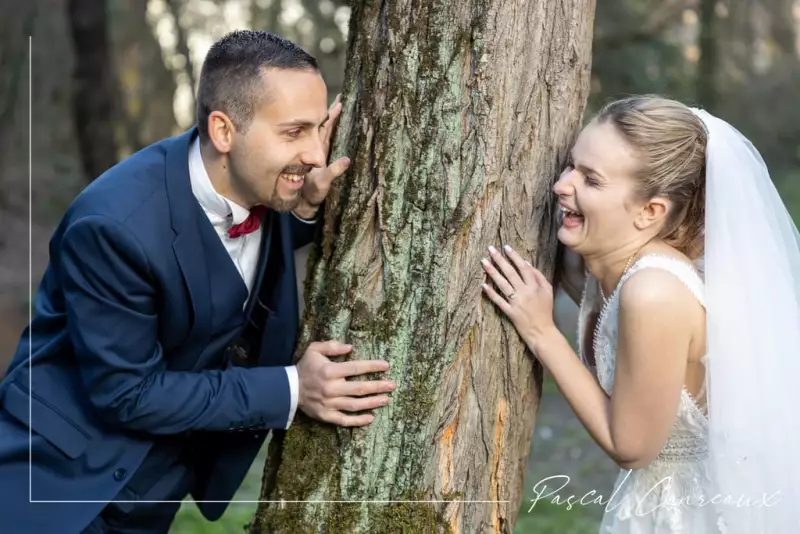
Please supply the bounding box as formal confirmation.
[169,493,603,534]
[776,171,800,225]
[171,502,254,534]
[590,40,695,114]
[514,500,601,534]
[588,1,695,115]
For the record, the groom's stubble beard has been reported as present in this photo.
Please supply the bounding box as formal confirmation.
[266,187,302,212]
[265,163,313,212]
[227,156,304,213]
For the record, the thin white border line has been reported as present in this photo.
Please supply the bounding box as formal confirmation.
[30,500,511,504]
[21,35,503,509]
[28,34,33,506]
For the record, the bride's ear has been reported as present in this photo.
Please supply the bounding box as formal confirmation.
[635,196,670,231]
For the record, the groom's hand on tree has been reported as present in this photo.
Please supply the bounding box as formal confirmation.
[296,340,396,427]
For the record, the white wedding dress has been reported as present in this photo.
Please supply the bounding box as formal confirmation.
[576,254,727,533]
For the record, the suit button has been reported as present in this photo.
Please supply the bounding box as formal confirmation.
[113,468,127,481]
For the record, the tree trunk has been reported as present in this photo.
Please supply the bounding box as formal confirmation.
[300,0,347,100]
[66,0,120,181]
[164,0,197,123]
[766,0,797,56]
[109,0,178,154]
[697,0,718,111]
[109,0,179,155]
[252,1,595,532]
[0,1,36,184]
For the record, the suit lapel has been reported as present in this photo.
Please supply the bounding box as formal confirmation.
[278,214,299,336]
[255,214,300,366]
[243,210,274,318]
[165,129,215,345]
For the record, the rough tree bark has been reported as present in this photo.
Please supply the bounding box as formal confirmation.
[252,1,595,532]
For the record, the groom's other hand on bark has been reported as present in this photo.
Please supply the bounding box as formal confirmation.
[297,340,396,426]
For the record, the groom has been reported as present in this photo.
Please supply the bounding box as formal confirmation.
[0,30,396,533]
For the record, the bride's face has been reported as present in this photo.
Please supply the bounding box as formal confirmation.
[553,120,643,256]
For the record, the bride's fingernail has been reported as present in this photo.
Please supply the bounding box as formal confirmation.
[504,245,513,252]
[488,245,497,254]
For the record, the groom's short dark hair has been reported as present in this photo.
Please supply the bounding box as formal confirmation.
[196,30,319,140]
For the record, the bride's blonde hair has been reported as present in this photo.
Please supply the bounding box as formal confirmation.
[595,95,707,259]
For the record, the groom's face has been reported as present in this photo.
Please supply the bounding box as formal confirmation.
[553,120,641,255]
[227,68,329,210]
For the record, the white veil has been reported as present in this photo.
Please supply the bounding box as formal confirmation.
[692,108,800,532]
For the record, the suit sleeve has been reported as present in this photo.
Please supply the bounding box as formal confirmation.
[58,215,291,434]
[290,209,322,249]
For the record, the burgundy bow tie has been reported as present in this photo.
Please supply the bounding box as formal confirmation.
[227,205,268,239]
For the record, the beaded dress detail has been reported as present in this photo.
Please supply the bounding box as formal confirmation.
[576,254,726,533]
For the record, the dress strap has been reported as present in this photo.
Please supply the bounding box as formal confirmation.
[618,254,706,308]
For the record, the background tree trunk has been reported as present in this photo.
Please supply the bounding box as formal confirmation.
[109,0,179,155]
[252,0,595,532]
[66,0,119,181]
[697,0,718,111]
[163,0,197,123]
[0,1,36,181]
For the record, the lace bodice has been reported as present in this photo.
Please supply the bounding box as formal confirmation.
[576,254,725,533]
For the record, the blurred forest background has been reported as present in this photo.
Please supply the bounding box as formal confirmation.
[1,0,798,532]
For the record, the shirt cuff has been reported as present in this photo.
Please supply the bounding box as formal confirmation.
[284,365,299,429]
[292,210,319,225]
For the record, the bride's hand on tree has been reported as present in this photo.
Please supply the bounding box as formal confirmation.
[481,245,559,352]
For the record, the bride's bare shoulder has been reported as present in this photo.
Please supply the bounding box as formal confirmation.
[618,266,703,318]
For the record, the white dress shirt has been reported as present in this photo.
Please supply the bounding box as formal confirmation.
[188,137,299,429]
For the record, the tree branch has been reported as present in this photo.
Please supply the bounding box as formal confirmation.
[164,0,197,122]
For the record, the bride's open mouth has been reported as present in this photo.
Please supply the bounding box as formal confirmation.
[559,204,584,228]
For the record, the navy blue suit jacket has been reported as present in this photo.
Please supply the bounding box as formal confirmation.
[0,128,318,533]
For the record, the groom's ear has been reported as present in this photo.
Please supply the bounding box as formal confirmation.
[207,111,236,154]
[635,196,670,230]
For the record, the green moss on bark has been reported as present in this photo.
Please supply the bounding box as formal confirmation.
[367,500,452,534]
[252,421,342,533]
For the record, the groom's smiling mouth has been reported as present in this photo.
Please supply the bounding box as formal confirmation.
[280,173,305,183]
[279,172,305,190]
[279,164,312,189]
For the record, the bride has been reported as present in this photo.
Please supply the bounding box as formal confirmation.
[481,95,800,533]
